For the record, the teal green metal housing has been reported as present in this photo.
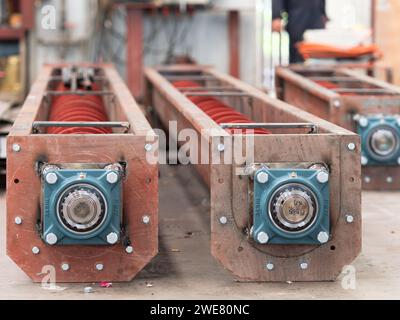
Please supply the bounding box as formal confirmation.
[357,115,400,166]
[42,168,122,245]
[252,167,330,245]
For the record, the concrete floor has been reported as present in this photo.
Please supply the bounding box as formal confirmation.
[0,164,399,300]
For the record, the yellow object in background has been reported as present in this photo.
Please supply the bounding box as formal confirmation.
[0,55,21,97]
[9,13,22,28]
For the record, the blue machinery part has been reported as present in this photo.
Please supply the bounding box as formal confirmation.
[41,163,123,245]
[355,115,400,166]
[252,165,330,245]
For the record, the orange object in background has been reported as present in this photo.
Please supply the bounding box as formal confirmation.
[297,42,382,60]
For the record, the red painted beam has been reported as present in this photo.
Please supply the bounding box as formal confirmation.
[228,10,240,78]
[126,8,144,100]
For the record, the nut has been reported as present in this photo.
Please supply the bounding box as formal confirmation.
[142,215,150,224]
[347,143,356,151]
[106,171,119,184]
[316,170,329,184]
[257,232,269,244]
[96,263,104,271]
[106,232,118,244]
[317,231,329,244]
[125,246,134,254]
[256,171,269,184]
[219,216,228,225]
[45,233,58,245]
[346,215,354,223]
[45,172,58,184]
[12,144,21,152]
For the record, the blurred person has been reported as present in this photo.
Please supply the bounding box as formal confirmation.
[272,0,328,63]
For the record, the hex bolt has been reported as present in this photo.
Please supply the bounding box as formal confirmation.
[45,172,58,185]
[300,262,308,270]
[12,143,21,152]
[347,143,356,151]
[358,117,369,128]
[144,144,153,152]
[361,156,368,166]
[333,100,341,108]
[32,246,40,255]
[217,143,225,152]
[257,232,269,244]
[106,232,118,244]
[256,171,269,184]
[61,263,70,271]
[317,231,329,244]
[397,118,400,127]
[14,216,22,225]
[45,233,58,245]
[266,263,274,271]
[364,176,371,184]
[219,216,228,225]
[96,263,104,271]
[387,177,393,184]
[125,246,134,254]
[142,215,150,224]
[316,170,329,184]
[106,171,119,184]
[346,215,354,224]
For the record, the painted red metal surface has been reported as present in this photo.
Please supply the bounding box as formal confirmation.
[173,80,270,135]
[48,83,112,134]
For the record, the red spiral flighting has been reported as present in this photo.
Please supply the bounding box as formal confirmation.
[173,81,270,135]
[47,82,111,134]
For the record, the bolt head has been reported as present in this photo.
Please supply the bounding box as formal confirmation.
[256,171,269,184]
[61,263,70,271]
[144,144,153,152]
[14,216,22,225]
[317,231,329,244]
[106,232,118,244]
[142,215,150,224]
[96,263,104,271]
[361,156,368,166]
[300,262,308,270]
[45,172,58,184]
[397,118,400,127]
[359,117,369,128]
[347,143,356,151]
[387,177,393,184]
[32,246,40,254]
[106,171,119,184]
[398,157,400,166]
[219,216,228,225]
[84,287,94,293]
[257,231,269,244]
[333,100,341,108]
[364,176,371,183]
[125,246,134,254]
[316,170,329,184]
[12,143,21,152]
[217,143,225,152]
[266,263,274,271]
[346,215,354,223]
[45,233,58,245]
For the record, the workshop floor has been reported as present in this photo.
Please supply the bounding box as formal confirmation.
[0,164,399,300]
